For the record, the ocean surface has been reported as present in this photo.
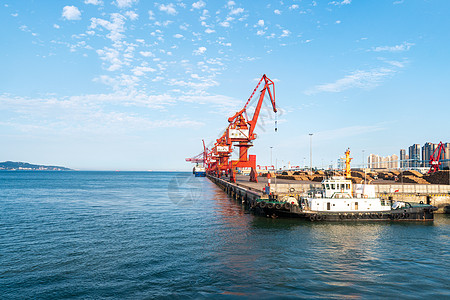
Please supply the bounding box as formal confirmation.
[1,171,449,299]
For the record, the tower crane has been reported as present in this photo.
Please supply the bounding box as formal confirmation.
[428,141,446,173]
[226,74,277,183]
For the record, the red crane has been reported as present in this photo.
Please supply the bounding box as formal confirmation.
[226,74,277,183]
[428,141,446,173]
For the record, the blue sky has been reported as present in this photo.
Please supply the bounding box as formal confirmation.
[1,0,449,170]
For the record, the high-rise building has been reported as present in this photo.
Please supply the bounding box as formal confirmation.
[368,154,398,169]
[368,154,380,168]
[390,154,399,169]
[441,142,450,169]
[400,149,406,168]
[408,144,420,168]
[422,142,437,168]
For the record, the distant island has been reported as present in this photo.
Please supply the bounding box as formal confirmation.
[0,161,72,171]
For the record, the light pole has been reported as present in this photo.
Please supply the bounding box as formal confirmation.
[270,147,273,167]
[309,133,313,175]
[362,150,365,169]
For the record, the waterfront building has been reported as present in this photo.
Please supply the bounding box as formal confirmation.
[442,142,450,169]
[390,154,399,169]
[400,149,406,168]
[368,154,381,168]
[368,154,398,169]
[422,142,437,168]
[408,144,421,168]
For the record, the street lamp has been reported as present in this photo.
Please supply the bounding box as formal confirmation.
[309,133,313,175]
[270,146,273,167]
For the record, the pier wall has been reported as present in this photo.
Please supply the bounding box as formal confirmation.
[208,175,262,206]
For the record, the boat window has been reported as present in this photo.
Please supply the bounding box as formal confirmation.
[346,184,350,190]
[331,184,335,189]
[341,184,345,190]
[322,184,325,190]
[326,184,330,190]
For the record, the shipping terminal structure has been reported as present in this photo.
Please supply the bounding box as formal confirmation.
[186,74,445,222]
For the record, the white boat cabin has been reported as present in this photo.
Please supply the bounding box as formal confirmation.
[304,177,391,212]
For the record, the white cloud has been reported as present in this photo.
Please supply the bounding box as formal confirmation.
[53,24,60,29]
[173,33,184,38]
[90,13,126,42]
[336,20,341,24]
[84,0,103,5]
[192,1,205,9]
[193,46,207,55]
[140,51,154,57]
[281,29,290,37]
[230,7,244,15]
[148,10,155,20]
[220,21,230,27]
[125,11,138,20]
[274,9,281,15]
[132,65,156,76]
[62,6,81,21]
[114,0,137,9]
[372,42,414,52]
[289,5,299,10]
[227,1,235,7]
[257,19,264,27]
[257,30,265,36]
[305,67,397,94]
[329,0,351,5]
[159,3,177,15]
[205,28,215,34]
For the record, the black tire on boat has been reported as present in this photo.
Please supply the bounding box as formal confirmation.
[284,202,291,210]
[259,201,266,208]
[275,203,282,210]
[309,214,316,221]
[377,213,382,219]
[267,203,274,209]
[346,214,352,219]
[404,213,410,218]
[316,214,323,221]
[339,214,344,219]
[370,213,377,219]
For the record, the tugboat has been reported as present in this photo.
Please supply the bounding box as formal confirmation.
[252,149,437,221]
[253,176,437,221]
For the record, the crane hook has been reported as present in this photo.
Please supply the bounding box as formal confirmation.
[275,113,278,132]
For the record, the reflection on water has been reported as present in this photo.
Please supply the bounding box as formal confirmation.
[0,171,449,299]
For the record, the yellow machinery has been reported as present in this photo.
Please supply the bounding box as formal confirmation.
[344,148,352,179]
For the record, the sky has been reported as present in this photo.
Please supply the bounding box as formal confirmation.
[1,0,450,171]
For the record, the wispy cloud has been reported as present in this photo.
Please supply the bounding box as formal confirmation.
[305,67,397,95]
[372,42,414,52]
[329,0,352,6]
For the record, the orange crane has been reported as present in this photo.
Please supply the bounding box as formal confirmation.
[209,131,232,178]
[428,141,446,173]
[226,74,277,183]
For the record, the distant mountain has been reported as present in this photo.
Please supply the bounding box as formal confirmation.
[0,161,72,171]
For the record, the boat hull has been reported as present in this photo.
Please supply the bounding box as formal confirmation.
[252,202,436,221]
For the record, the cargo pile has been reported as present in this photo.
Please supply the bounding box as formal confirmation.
[423,170,450,184]
[266,169,450,185]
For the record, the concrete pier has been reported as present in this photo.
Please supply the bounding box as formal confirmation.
[208,175,450,213]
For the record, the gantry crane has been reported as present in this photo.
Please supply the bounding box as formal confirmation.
[428,141,446,173]
[226,74,277,183]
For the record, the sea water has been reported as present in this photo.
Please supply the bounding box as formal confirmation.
[1,171,449,299]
